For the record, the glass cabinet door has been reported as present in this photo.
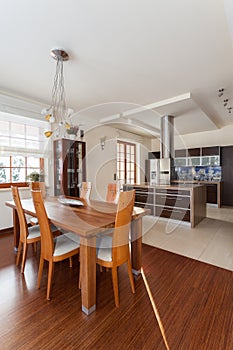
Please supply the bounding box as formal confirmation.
[174,158,187,166]
[188,157,201,166]
[54,139,86,197]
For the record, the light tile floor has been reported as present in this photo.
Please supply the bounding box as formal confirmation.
[142,205,233,271]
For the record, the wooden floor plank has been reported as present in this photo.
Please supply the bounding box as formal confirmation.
[0,233,232,350]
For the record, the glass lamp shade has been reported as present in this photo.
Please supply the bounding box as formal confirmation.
[44,131,53,138]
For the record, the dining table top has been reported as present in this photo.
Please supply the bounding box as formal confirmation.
[5,196,149,238]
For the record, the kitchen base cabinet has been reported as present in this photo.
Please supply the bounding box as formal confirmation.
[206,184,217,204]
[172,180,222,208]
[155,188,191,223]
[123,184,206,228]
[123,185,154,215]
[155,206,190,222]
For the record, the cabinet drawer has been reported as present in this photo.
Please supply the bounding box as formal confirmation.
[156,195,190,209]
[135,193,154,204]
[155,206,190,222]
[134,186,154,193]
[156,189,190,196]
[135,202,154,215]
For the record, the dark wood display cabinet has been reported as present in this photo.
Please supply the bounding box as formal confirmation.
[54,139,86,197]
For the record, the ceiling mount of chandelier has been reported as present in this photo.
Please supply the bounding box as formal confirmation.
[43,48,75,138]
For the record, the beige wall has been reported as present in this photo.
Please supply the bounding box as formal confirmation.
[84,125,151,199]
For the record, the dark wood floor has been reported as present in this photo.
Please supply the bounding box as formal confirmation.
[0,233,232,350]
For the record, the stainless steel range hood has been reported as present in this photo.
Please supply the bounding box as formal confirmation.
[160,115,174,159]
[159,115,174,185]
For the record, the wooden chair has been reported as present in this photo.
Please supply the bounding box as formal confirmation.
[31,181,46,197]
[80,182,92,200]
[96,190,136,307]
[11,186,41,273]
[30,182,46,225]
[106,183,119,203]
[31,190,80,300]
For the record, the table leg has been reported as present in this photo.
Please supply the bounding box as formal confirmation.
[13,208,20,252]
[80,237,96,315]
[131,218,142,275]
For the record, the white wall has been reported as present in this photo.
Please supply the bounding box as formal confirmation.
[150,124,233,151]
[0,187,31,230]
[174,124,233,149]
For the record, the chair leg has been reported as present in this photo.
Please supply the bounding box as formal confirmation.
[16,241,22,266]
[78,262,81,290]
[111,267,119,307]
[127,259,135,294]
[37,257,44,289]
[47,261,54,300]
[21,243,28,273]
[69,257,73,268]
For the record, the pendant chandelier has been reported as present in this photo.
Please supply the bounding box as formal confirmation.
[43,49,74,138]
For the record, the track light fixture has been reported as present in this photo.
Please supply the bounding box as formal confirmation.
[218,88,224,97]
[223,98,228,107]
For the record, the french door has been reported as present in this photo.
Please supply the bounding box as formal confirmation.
[117,141,136,184]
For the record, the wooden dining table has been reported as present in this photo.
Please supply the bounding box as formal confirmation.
[5,196,149,315]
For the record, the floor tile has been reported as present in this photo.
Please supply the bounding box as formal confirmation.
[142,206,233,271]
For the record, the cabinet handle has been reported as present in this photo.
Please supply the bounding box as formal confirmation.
[160,196,182,200]
[163,208,183,213]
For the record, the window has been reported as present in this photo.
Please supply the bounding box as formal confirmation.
[0,155,43,187]
[117,141,136,184]
[0,112,47,188]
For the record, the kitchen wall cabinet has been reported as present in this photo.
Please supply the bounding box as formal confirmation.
[175,149,187,158]
[174,146,220,167]
[202,146,220,156]
[54,139,86,197]
[148,151,160,159]
[188,148,201,157]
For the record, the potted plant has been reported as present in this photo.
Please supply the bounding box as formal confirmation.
[66,126,79,137]
[26,171,44,183]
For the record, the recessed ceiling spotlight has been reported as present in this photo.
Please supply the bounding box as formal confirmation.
[218,88,224,97]
[223,98,229,107]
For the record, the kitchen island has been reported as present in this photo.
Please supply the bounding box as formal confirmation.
[123,183,206,228]
[172,180,222,208]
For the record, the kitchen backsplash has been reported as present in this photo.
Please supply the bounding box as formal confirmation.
[174,166,222,182]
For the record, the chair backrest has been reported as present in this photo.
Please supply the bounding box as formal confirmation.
[80,182,92,200]
[106,183,119,203]
[31,182,46,198]
[31,190,54,259]
[11,186,29,242]
[112,190,135,264]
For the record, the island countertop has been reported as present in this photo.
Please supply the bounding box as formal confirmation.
[125,182,205,191]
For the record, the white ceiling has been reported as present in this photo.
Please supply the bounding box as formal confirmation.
[1,0,233,137]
